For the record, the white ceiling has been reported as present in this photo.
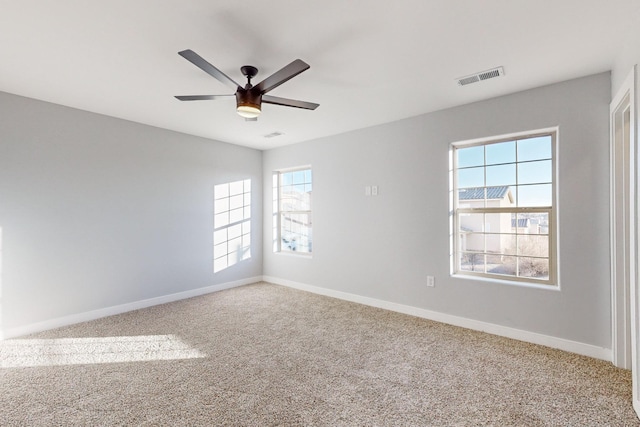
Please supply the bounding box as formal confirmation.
[1,1,639,150]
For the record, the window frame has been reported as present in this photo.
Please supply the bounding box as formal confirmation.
[273,166,313,256]
[451,128,558,287]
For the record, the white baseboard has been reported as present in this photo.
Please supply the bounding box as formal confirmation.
[263,276,612,362]
[1,276,261,340]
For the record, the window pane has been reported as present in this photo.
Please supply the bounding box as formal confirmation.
[458,187,486,207]
[282,172,293,185]
[517,235,549,257]
[518,160,552,185]
[459,212,484,233]
[485,234,501,254]
[502,234,517,255]
[292,170,306,184]
[517,136,552,162]
[283,185,294,196]
[513,214,528,233]
[457,167,484,189]
[484,218,516,255]
[486,141,516,165]
[486,163,516,187]
[457,145,484,168]
[460,252,486,273]
[487,255,517,277]
[485,233,516,256]
[518,257,549,279]
[485,212,511,235]
[281,212,312,253]
[463,232,484,252]
[516,213,549,235]
[533,213,549,235]
[517,184,552,207]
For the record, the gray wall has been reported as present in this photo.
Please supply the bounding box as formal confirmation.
[0,91,263,332]
[611,4,640,96]
[0,72,613,349]
[263,73,611,348]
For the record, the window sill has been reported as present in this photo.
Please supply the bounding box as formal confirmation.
[275,251,313,259]
[451,273,560,291]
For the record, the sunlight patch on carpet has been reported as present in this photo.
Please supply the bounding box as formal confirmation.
[0,335,206,367]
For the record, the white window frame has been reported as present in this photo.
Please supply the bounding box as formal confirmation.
[451,128,558,287]
[273,166,312,255]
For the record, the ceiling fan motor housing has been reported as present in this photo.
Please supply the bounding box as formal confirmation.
[236,89,262,110]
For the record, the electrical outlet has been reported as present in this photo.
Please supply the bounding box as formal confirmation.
[372,185,378,196]
[365,186,371,196]
[427,276,435,287]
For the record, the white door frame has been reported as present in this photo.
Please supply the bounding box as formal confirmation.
[610,65,638,416]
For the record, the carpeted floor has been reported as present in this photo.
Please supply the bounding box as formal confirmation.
[0,282,637,426]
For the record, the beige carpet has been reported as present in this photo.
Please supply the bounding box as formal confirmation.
[0,282,637,426]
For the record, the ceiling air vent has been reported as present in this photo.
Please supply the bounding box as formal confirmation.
[264,131,284,139]
[456,66,504,86]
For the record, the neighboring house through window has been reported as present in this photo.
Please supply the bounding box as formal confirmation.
[273,167,312,254]
[451,129,557,286]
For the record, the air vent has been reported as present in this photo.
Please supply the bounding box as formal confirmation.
[456,66,504,86]
[264,131,284,139]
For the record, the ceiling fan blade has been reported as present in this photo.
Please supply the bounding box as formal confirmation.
[178,50,242,89]
[175,95,235,101]
[253,59,310,94]
[262,95,319,110]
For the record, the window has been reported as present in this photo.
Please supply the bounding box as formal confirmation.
[273,167,312,254]
[451,130,556,285]
[213,179,251,273]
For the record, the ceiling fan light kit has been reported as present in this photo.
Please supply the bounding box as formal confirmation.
[236,104,261,119]
[175,49,319,120]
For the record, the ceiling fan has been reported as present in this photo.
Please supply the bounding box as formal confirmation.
[175,49,319,120]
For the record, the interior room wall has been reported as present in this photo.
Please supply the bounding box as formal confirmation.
[611,2,640,96]
[263,73,611,352]
[0,91,263,337]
